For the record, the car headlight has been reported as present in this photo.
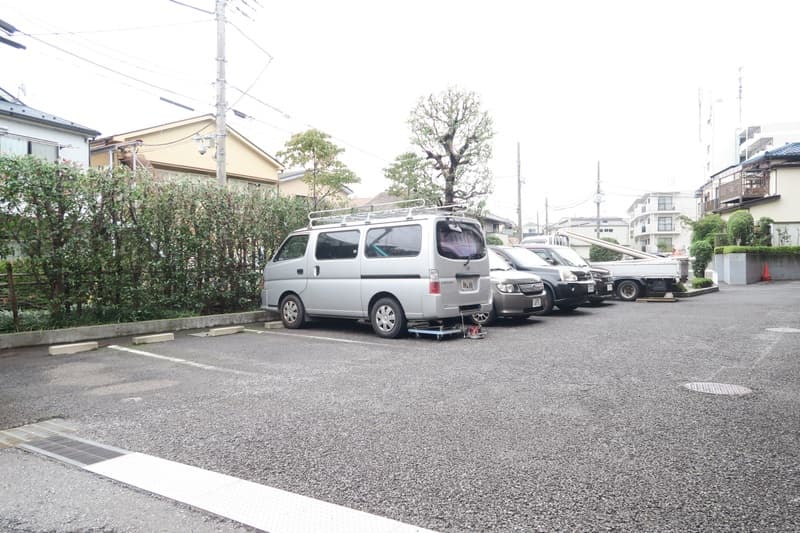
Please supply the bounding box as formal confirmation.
[560,269,578,282]
[496,282,516,293]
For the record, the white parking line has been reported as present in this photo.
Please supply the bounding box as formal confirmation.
[86,452,433,533]
[107,345,254,376]
[261,330,394,347]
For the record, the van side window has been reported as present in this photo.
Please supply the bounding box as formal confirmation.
[436,221,486,260]
[273,235,308,262]
[365,225,422,258]
[316,230,360,260]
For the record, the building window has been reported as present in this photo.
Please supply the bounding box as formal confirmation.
[657,196,673,211]
[657,237,673,253]
[0,136,58,162]
[657,217,673,231]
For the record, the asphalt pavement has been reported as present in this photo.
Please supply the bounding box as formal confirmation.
[1,282,799,532]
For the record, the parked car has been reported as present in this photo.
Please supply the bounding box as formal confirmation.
[263,201,491,338]
[522,243,614,305]
[490,245,595,314]
[471,248,545,325]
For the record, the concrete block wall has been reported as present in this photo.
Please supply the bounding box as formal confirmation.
[714,253,800,285]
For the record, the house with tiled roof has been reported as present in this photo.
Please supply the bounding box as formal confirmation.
[89,115,283,191]
[697,142,800,245]
[0,86,100,166]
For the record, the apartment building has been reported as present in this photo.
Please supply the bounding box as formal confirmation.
[627,192,694,254]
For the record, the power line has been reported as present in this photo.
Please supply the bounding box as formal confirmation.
[22,33,208,107]
[26,18,211,36]
[167,0,215,15]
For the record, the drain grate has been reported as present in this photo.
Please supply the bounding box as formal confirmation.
[0,419,76,448]
[19,434,128,467]
[684,382,753,396]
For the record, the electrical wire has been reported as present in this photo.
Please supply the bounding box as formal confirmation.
[167,0,215,15]
[25,18,211,36]
[21,33,209,107]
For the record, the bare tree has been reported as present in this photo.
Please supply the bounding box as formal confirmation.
[408,87,494,208]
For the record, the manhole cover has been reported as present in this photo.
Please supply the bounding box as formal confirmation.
[766,327,800,333]
[684,382,753,396]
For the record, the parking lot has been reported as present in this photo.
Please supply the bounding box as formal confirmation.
[2,282,800,532]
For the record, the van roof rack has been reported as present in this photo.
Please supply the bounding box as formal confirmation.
[307,199,470,227]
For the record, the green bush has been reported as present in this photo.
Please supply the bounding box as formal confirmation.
[691,277,713,288]
[753,217,774,246]
[485,235,504,245]
[727,210,754,246]
[673,282,687,293]
[590,238,623,262]
[690,240,713,277]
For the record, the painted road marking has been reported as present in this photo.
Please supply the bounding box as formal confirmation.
[261,330,393,347]
[107,345,255,376]
[85,452,433,533]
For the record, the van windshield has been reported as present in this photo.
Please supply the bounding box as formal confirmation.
[436,220,486,260]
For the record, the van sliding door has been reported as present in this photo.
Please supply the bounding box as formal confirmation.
[304,229,362,317]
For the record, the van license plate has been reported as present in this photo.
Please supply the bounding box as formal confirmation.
[607,282,613,291]
[460,279,475,291]
[532,297,542,307]
[588,283,595,293]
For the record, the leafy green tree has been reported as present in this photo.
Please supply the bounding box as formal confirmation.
[384,152,439,204]
[277,129,360,210]
[682,213,726,244]
[727,210,754,245]
[408,87,494,208]
[589,237,623,262]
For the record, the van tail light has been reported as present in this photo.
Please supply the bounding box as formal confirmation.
[429,269,440,294]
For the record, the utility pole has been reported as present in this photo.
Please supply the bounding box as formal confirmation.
[215,0,227,185]
[544,197,549,235]
[595,160,601,239]
[516,142,523,242]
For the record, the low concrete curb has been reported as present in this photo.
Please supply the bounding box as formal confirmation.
[674,286,720,298]
[1,310,277,351]
[208,326,244,337]
[48,341,99,356]
[132,333,175,345]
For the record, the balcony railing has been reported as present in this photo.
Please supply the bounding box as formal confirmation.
[719,175,769,203]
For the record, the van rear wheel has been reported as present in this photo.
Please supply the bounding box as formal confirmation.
[370,297,406,339]
[280,294,306,329]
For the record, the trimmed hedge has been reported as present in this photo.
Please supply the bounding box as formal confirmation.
[1,155,313,332]
[714,246,800,255]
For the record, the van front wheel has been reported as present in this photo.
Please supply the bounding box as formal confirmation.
[280,294,306,329]
[371,297,406,339]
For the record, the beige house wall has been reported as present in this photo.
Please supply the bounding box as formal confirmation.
[90,116,282,186]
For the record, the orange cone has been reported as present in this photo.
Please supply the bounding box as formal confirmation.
[761,263,772,282]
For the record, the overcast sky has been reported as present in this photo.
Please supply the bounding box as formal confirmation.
[3,0,800,224]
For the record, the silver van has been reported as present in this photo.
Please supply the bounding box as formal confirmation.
[262,201,491,338]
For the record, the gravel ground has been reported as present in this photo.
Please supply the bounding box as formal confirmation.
[1,282,799,531]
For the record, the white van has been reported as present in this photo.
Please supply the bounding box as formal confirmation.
[262,201,491,338]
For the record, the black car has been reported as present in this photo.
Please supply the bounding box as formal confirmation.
[522,243,614,305]
[490,245,595,314]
